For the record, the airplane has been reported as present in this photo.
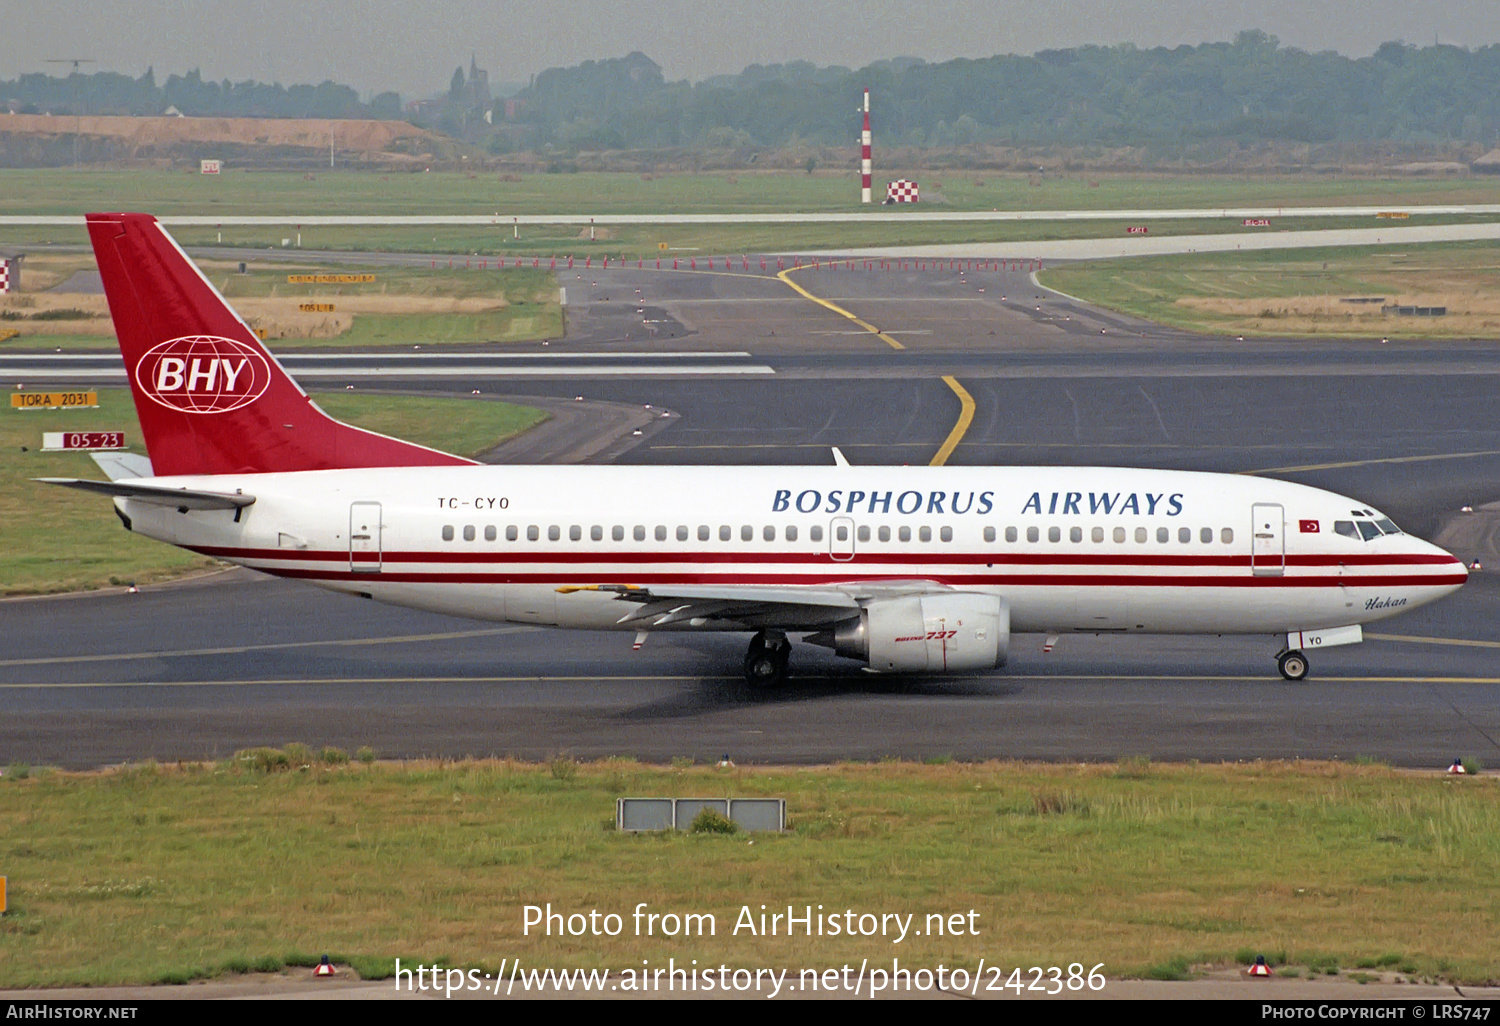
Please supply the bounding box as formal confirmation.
[40,213,1469,686]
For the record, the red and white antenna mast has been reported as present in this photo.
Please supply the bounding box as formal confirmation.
[860,88,873,204]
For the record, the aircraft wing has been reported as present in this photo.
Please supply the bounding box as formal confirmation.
[36,478,256,511]
[558,580,949,630]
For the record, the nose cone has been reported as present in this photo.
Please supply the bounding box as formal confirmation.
[1422,537,1469,597]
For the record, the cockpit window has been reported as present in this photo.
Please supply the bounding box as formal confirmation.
[1334,521,1358,540]
[1374,518,1401,535]
[1357,520,1382,541]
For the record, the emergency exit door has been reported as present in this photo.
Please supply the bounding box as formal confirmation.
[350,501,383,573]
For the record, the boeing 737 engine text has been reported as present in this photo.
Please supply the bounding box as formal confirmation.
[40,214,1469,685]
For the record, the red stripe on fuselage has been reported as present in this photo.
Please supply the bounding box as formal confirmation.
[244,567,1469,589]
[188,544,1459,569]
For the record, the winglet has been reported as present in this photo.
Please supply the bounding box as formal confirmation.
[831,446,850,467]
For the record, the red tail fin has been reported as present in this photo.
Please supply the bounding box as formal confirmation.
[86,212,475,475]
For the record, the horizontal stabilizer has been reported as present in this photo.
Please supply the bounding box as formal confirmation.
[36,477,255,510]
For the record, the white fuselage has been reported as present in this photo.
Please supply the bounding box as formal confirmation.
[115,464,1467,639]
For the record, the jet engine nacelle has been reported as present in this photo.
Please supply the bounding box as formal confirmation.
[829,593,1010,673]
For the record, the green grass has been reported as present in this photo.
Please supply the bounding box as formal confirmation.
[0,389,547,595]
[0,758,1495,987]
[1040,239,1500,338]
[5,168,1500,218]
[5,213,1496,262]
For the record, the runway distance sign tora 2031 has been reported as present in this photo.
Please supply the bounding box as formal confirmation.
[40,212,1469,686]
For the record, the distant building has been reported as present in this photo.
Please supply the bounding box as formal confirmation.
[463,55,491,109]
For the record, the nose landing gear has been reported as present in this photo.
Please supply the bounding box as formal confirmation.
[744,629,791,687]
[1276,649,1309,681]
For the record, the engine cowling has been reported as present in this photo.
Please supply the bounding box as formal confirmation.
[827,593,1010,673]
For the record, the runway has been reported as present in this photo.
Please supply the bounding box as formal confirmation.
[4,258,1499,769]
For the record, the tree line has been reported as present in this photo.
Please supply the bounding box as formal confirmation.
[7,32,1500,151]
[508,33,1500,151]
[0,67,401,121]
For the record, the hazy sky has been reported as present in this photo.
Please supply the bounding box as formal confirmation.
[8,1,1500,99]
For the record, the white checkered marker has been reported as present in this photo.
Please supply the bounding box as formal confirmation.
[0,259,10,294]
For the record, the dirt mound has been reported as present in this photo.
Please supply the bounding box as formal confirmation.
[0,113,449,167]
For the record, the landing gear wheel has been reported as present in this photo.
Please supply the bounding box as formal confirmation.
[743,630,790,687]
[1277,649,1309,682]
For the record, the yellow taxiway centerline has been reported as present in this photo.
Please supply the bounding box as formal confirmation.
[775,265,905,350]
[931,376,976,467]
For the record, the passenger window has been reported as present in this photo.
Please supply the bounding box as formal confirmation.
[485,525,497,542]
[1178,527,1191,543]
[675,525,687,542]
[939,526,952,542]
[786,525,798,542]
[878,526,891,542]
[1221,528,1234,544]
[590,525,603,542]
[764,525,776,542]
[1111,527,1124,543]
[1070,527,1083,543]
[1091,527,1104,543]
[463,525,476,542]
[899,526,911,542]
[836,525,849,541]
[570,525,583,542]
[548,525,561,542]
[1005,527,1018,543]
[1200,527,1213,544]
[528,525,540,542]
[1157,527,1169,543]
[442,525,454,541]
[719,525,731,542]
[858,525,871,542]
[634,525,647,542]
[1334,521,1358,539]
[919,526,932,542]
[611,525,624,542]
[1027,527,1040,543]
[698,526,710,542]
[984,526,996,543]
[741,525,754,542]
[1048,527,1061,543]
[1135,527,1147,543]
[810,525,824,542]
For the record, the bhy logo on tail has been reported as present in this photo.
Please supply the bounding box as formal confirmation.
[134,335,271,414]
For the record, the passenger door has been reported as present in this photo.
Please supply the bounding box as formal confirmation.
[1250,503,1284,576]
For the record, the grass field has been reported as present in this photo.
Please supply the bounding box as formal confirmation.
[1040,240,1500,339]
[0,757,1494,987]
[0,256,563,349]
[5,168,1500,217]
[0,390,547,595]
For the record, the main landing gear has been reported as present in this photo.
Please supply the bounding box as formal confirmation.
[744,630,791,687]
[1276,649,1310,682]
